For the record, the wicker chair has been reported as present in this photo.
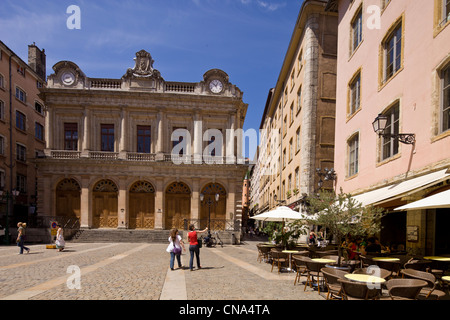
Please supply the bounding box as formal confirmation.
[270,249,288,273]
[304,260,326,294]
[359,255,375,268]
[375,260,401,278]
[353,267,392,280]
[385,279,428,300]
[292,256,311,285]
[401,269,447,300]
[257,245,272,263]
[403,259,432,272]
[321,267,349,300]
[338,279,380,300]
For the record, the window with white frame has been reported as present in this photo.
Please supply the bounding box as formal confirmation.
[16,143,27,162]
[297,86,302,113]
[443,0,450,24]
[351,7,363,53]
[0,136,4,155]
[15,87,26,103]
[442,64,450,133]
[381,102,400,161]
[16,174,27,194]
[348,133,359,177]
[0,100,4,120]
[349,71,361,115]
[382,20,403,84]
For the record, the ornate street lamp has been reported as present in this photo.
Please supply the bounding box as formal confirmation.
[200,193,219,235]
[316,168,337,190]
[372,114,416,145]
[0,189,20,245]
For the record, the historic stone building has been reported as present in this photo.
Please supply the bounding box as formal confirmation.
[251,0,338,216]
[37,50,248,235]
[0,41,46,226]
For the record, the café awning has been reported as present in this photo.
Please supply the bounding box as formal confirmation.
[351,168,450,207]
[394,189,450,211]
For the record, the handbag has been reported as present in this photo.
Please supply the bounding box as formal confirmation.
[197,237,202,248]
[173,246,182,255]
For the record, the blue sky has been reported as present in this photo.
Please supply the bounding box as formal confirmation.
[0,0,304,158]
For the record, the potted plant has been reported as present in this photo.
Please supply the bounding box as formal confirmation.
[299,189,384,267]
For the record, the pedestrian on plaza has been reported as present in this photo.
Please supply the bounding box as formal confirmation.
[16,222,30,254]
[166,228,185,270]
[55,224,66,252]
[308,231,316,246]
[187,224,208,271]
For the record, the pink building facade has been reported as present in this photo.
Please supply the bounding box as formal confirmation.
[328,0,450,255]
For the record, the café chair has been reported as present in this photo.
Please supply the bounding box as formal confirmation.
[385,279,428,300]
[292,256,311,285]
[338,279,380,300]
[403,259,432,272]
[270,249,288,274]
[304,260,325,294]
[375,260,401,278]
[353,267,392,280]
[321,267,349,300]
[359,255,375,268]
[401,269,447,300]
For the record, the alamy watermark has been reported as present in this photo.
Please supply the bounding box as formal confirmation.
[66,5,81,30]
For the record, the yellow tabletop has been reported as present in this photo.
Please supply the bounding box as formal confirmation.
[312,258,336,264]
[423,256,450,262]
[372,257,400,262]
[345,274,386,284]
[442,276,450,282]
[282,250,300,254]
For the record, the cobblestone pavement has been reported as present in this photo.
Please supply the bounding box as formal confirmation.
[0,240,326,301]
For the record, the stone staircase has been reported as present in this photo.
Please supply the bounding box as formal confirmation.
[70,229,177,244]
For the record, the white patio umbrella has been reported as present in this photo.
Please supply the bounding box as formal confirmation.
[251,206,303,222]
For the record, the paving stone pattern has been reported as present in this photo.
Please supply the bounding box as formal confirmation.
[0,241,325,300]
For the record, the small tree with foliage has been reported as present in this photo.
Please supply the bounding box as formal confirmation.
[302,189,385,266]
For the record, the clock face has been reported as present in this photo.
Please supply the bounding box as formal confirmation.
[61,72,75,86]
[209,79,223,94]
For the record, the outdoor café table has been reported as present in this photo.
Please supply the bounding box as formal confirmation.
[311,258,337,264]
[372,257,400,262]
[345,273,386,285]
[283,250,300,272]
[423,256,450,262]
[443,276,450,282]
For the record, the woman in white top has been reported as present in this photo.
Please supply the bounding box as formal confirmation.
[55,224,66,252]
[166,228,185,270]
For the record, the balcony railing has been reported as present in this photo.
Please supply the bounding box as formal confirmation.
[46,151,249,165]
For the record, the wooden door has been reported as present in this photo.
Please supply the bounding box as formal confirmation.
[93,192,118,228]
[129,193,155,229]
[56,191,81,219]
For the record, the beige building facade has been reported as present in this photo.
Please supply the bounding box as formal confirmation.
[251,0,338,216]
[0,41,46,226]
[37,50,248,233]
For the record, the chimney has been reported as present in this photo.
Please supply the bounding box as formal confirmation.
[28,43,46,81]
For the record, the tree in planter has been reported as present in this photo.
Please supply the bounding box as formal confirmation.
[263,221,307,249]
[298,190,385,266]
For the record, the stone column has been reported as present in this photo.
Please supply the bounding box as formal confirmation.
[191,178,200,220]
[156,111,164,154]
[81,107,91,156]
[226,113,237,164]
[193,112,203,164]
[154,178,164,230]
[80,176,91,229]
[117,177,128,229]
[44,106,54,151]
[118,108,128,160]
[226,181,236,222]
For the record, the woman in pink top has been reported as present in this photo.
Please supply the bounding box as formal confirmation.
[187,224,208,271]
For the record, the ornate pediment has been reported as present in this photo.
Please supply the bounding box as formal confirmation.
[123,50,162,80]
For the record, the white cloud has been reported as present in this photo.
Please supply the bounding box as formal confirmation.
[256,0,286,11]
